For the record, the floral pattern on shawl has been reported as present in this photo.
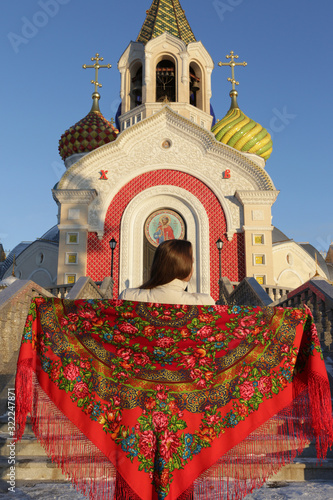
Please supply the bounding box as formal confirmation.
[21,298,313,499]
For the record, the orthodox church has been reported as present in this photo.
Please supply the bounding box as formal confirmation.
[1,0,332,299]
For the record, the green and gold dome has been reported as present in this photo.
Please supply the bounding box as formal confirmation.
[212,90,273,161]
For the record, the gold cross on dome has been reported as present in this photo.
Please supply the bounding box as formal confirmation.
[218,51,247,90]
[82,53,112,93]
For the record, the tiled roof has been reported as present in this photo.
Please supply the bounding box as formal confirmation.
[137,0,196,45]
[41,225,59,243]
[59,110,118,161]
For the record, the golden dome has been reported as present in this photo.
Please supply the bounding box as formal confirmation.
[212,91,273,162]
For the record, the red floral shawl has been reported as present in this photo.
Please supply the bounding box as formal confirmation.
[15,298,333,500]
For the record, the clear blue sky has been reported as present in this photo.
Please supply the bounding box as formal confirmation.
[1,0,333,255]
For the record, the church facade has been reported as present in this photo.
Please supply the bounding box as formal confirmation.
[53,1,282,302]
[2,0,332,297]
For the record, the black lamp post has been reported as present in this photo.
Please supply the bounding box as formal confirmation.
[216,238,224,280]
[109,238,117,278]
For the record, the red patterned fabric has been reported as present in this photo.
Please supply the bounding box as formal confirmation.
[16,298,333,500]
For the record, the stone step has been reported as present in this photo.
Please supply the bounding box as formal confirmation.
[272,458,333,482]
[1,448,333,485]
[0,456,68,482]
[300,441,333,459]
[1,412,332,485]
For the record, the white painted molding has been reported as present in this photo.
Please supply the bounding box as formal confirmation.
[235,190,280,206]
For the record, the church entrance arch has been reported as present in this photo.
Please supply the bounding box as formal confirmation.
[143,209,186,283]
[119,186,210,294]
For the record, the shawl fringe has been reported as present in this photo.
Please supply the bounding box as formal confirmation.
[14,300,333,500]
[114,473,143,500]
[15,364,332,500]
[15,358,32,440]
[192,381,333,500]
[17,369,117,500]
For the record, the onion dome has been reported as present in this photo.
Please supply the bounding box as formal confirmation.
[59,92,119,161]
[212,90,273,161]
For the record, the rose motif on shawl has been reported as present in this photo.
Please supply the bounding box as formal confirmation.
[51,365,61,380]
[239,380,255,400]
[139,431,156,459]
[63,363,80,381]
[73,381,89,399]
[197,326,213,339]
[239,316,257,327]
[198,314,215,323]
[160,429,181,461]
[143,325,156,337]
[156,337,175,349]
[78,310,97,320]
[152,412,169,432]
[119,323,138,335]
[145,398,157,410]
[234,327,250,339]
[117,348,133,361]
[133,353,150,366]
[113,333,126,343]
[258,376,272,394]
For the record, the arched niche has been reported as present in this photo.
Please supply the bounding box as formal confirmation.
[119,186,211,294]
[155,55,177,103]
[129,61,143,110]
[189,61,203,111]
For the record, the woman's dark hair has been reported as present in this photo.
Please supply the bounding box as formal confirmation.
[140,239,193,289]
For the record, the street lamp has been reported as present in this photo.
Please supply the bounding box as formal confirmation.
[216,238,224,280]
[109,238,117,278]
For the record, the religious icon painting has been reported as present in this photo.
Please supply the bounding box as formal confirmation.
[145,209,185,247]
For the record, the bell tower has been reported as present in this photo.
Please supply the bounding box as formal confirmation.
[117,0,214,132]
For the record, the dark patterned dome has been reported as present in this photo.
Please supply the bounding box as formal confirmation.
[59,93,118,161]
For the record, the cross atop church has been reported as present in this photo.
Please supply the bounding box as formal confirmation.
[218,51,247,90]
[82,53,112,93]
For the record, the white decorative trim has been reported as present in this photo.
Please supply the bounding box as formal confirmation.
[243,226,274,232]
[52,189,97,205]
[118,186,211,295]
[276,268,303,285]
[58,225,89,231]
[235,190,279,206]
[28,268,53,282]
[58,107,275,193]
[226,230,236,241]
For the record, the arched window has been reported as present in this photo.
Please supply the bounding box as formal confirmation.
[189,63,202,110]
[130,65,143,110]
[156,59,176,103]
